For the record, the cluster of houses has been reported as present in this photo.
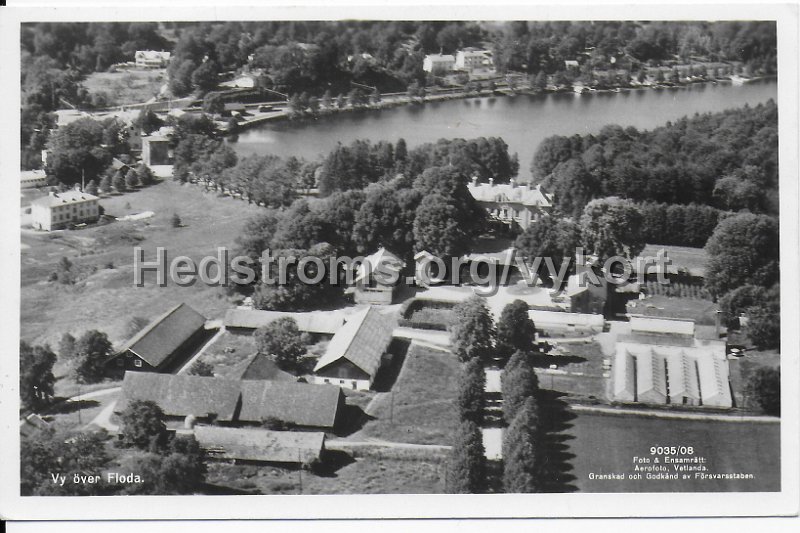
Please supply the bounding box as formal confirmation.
[422,48,494,75]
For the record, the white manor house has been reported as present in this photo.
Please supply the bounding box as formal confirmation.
[467,177,554,230]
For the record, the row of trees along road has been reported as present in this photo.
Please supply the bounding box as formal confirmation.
[446,297,545,493]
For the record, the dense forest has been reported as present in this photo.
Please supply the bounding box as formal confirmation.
[532,99,779,222]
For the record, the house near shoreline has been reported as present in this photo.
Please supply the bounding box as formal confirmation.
[313,306,396,391]
[116,371,345,431]
[455,48,494,72]
[612,316,732,408]
[134,50,171,68]
[105,303,208,375]
[30,188,101,231]
[467,177,553,230]
[423,53,456,73]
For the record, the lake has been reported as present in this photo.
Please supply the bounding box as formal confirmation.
[230,78,778,180]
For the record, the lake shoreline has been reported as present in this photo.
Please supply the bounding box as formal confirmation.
[225,74,777,136]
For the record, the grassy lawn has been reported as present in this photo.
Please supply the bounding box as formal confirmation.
[638,244,709,277]
[20,180,264,349]
[533,341,609,401]
[565,411,780,492]
[197,331,258,377]
[627,295,720,325]
[83,69,166,106]
[206,446,447,494]
[354,343,460,445]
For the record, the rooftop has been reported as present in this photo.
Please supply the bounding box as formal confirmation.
[117,372,241,421]
[118,303,206,368]
[225,353,296,382]
[313,306,395,379]
[238,380,343,429]
[223,309,345,334]
[31,189,99,208]
[468,178,553,208]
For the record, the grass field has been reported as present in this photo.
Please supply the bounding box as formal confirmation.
[354,343,460,445]
[20,179,263,353]
[83,69,166,106]
[566,411,781,492]
[206,446,448,494]
[638,244,709,277]
[627,295,720,325]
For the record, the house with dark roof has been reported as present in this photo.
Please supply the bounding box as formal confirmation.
[116,371,345,432]
[106,303,209,376]
[313,306,396,390]
[193,426,326,465]
[238,380,345,431]
[224,353,296,382]
[116,372,242,428]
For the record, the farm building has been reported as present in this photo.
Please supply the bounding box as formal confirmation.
[193,426,325,465]
[612,317,731,408]
[117,372,242,428]
[350,247,405,305]
[238,380,345,431]
[117,372,345,432]
[106,303,209,375]
[313,306,396,390]
[223,309,345,335]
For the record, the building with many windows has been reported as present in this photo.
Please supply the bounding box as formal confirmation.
[422,53,456,73]
[455,48,493,72]
[467,177,553,230]
[30,189,100,231]
[134,50,171,68]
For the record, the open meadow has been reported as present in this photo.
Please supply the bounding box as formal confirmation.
[20,180,264,352]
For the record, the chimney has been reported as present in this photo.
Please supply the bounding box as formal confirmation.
[715,310,721,338]
[471,176,478,186]
[509,178,516,188]
[488,178,494,186]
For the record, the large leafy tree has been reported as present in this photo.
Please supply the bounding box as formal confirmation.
[705,213,779,297]
[514,215,582,283]
[446,420,486,494]
[449,296,496,364]
[20,341,57,411]
[496,300,537,362]
[119,399,168,451]
[580,197,645,262]
[412,194,473,258]
[73,330,113,383]
[254,317,306,371]
[46,117,113,184]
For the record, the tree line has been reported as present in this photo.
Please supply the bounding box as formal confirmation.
[533,100,778,219]
[446,297,547,493]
